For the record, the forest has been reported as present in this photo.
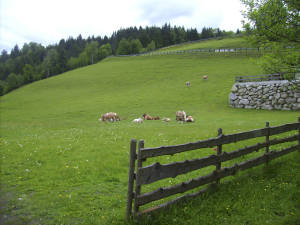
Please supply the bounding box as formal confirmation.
[0,24,238,95]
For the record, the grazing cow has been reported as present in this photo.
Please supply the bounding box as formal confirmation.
[176,111,186,121]
[203,75,208,80]
[99,112,120,122]
[142,113,153,120]
[162,117,171,122]
[186,115,194,122]
[133,118,143,123]
[186,81,191,87]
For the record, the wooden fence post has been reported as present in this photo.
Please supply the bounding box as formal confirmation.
[126,139,137,220]
[266,122,270,153]
[134,140,144,217]
[298,117,300,150]
[216,128,223,184]
[265,122,270,164]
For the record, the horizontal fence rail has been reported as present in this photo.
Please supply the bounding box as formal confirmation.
[142,47,273,57]
[126,118,300,219]
[116,47,277,58]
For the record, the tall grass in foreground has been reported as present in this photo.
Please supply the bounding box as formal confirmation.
[0,53,299,225]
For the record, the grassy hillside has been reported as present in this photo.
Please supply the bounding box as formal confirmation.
[1,48,299,224]
[158,36,252,52]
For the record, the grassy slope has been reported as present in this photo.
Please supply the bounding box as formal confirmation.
[158,36,252,52]
[0,46,299,224]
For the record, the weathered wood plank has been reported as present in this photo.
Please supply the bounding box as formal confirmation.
[268,134,298,146]
[137,134,298,185]
[269,122,300,135]
[140,137,222,158]
[136,154,218,185]
[136,186,210,217]
[140,123,299,159]
[137,169,225,206]
[140,128,266,159]
[126,139,137,219]
[136,144,300,206]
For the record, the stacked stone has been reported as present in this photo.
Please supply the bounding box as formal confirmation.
[229,80,300,110]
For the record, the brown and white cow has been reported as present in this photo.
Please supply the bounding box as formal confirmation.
[176,111,186,121]
[99,112,120,122]
[185,115,194,122]
[162,117,171,122]
[143,113,153,120]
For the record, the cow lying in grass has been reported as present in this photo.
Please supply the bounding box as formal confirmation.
[162,117,171,122]
[176,111,194,122]
[176,111,186,121]
[133,118,143,123]
[143,114,160,120]
[186,115,194,122]
[99,112,120,122]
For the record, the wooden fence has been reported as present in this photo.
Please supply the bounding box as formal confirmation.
[126,118,300,219]
[116,47,275,58]
[141,47,273,57]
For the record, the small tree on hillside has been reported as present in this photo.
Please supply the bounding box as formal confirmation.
[117,38,131,55]
[146,40,156,52]
[99,43,112,59]
[84,41,99,64]
[23,64,34,84]
[130,39,143,54]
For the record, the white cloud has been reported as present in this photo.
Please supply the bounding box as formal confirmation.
[0,0,244,52]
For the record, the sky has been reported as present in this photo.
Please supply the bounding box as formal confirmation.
[0,0,245,53]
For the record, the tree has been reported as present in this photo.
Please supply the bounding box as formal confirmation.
[67,57,79,70]
[43,49,58,77]
[23,64,34,83]
[78,51,89,66]
[201,27,214,39]
[99,43,112,59]
[0,80,5,96]
[84,41,99,64]
[0,50,9,63]
[241,0,300,75]
[241,0,299,43]
[117,38,131,55]
[6,73,19,92]
[10,45,20,58]
[130,39,143,54]
[146,40,156,52]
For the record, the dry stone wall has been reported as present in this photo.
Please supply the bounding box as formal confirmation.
[229,80,300,110]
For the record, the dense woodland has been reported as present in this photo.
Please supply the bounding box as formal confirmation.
[0,24,238,95]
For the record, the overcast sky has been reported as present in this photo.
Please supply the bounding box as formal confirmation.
[0,0,245,53]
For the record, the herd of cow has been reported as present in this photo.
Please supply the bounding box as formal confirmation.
[98,78,210,124]
[99,111,194,124]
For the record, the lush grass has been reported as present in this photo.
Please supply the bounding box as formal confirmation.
[158,36,253,52]
[1,51,299,225]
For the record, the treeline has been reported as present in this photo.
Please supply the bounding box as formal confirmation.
[0,24,239,95]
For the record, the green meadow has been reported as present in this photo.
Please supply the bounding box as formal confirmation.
[1,38,300,225]
[158,36,252,52]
